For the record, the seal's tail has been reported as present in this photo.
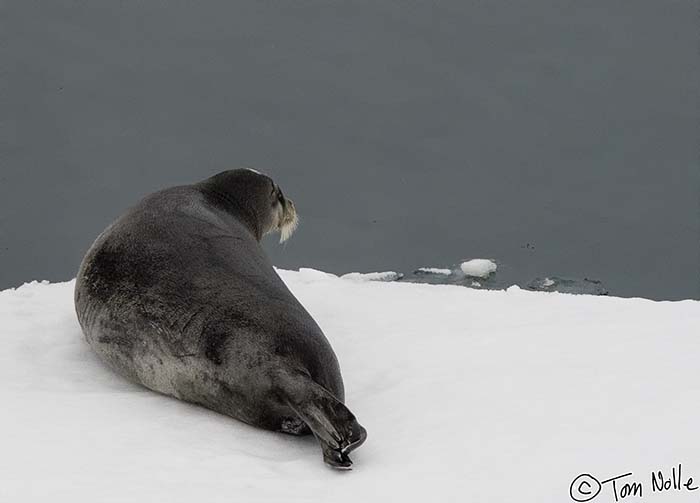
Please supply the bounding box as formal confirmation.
[281,372,367,469]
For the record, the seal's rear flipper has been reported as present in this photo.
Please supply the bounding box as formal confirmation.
[281,372,367,469]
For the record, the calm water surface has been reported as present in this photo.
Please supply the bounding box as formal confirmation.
[1,1,698,300]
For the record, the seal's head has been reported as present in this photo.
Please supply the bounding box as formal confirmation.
[198,168,298,243]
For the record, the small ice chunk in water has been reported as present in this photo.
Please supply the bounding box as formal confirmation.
[460,259,497,278]
[527,276,609,295]
[415,268,452,276]
[341,271,404,282]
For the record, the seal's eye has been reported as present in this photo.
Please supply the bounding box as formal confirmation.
[271,188,283,206]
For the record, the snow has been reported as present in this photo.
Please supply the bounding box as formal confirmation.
[415,267,452,275]
[2,273,700,502]
[460,258,497,278]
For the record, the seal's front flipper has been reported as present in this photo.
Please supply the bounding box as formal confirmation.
[280,372,367,469]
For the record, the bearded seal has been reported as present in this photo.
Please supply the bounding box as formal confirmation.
[74,168,367,468]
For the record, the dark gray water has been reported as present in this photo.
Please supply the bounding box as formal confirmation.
[2,1,698,300]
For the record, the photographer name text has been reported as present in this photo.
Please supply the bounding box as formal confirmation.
[570,464,698,502]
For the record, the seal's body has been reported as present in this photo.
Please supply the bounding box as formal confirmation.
[74,169,366,467]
